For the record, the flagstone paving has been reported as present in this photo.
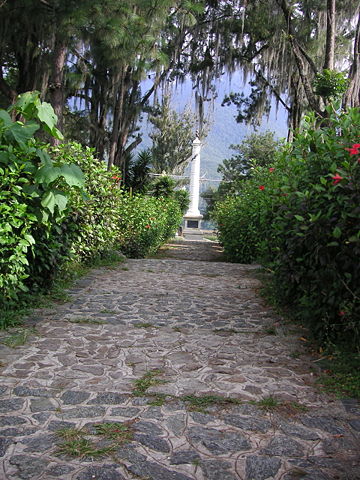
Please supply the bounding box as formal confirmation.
[0,238,359,479]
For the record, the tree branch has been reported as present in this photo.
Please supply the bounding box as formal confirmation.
[254,68,291,112]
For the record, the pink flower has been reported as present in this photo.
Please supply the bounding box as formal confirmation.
[338,311,346,316]
[332,174,343,185]
[259,185,265,190]
[269,168,275,172]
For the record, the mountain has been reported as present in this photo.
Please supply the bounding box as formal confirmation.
[137,71,288,181]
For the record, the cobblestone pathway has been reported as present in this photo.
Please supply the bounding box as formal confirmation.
[0,239,359,480]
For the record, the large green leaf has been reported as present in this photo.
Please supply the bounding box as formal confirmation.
[36,101,64,140]
[36,149,52,165]
[35,165,62,185]
[14,91,40,116]
[36,102,57,130]
[0,151,10,164]
[5,121,39,145]
[60,164,85,187]
[41,191,56,214]
[53,191,68,212]
[40,189,68,214]
[0,110,12,127]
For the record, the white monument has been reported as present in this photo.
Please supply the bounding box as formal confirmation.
[184,134,203,229]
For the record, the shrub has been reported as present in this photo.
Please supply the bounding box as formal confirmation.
[213,107,360,349]
[117,195,182,258]
[270,109,360,348]
[0,92,85,299]
[52,143,123,262]
[1,93,183,307]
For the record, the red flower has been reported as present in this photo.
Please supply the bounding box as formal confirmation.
[259,185,265,190]
[145,224,151,229]
[332,173,343,185]
[345,144,360,155]
[112,175,121,181]
[338,311,346,316]
[269,168,275,172]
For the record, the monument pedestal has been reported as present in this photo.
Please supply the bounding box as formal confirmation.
[183,213,203,230]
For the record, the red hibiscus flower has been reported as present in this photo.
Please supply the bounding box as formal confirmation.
[259,185,265,190]
[345,144,360,155]
[332,174,343,185]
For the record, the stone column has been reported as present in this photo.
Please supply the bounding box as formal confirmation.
[184,135,203,229]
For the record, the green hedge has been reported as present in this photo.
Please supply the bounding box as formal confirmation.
[212,108,360,349]
[0,93,184,307]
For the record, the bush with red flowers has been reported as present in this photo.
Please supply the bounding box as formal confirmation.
[212,107,360,349]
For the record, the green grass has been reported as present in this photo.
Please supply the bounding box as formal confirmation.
[90,251,125,268]
[133,322,155,329]
[182,394,242,412]
[252,396,280,411]
[316,352,360,399]
[204,235,218,241]
[263,326,277,335]
[56,436,115,458]
[94,422,133,442]
[213,328,237,335]
[0,328,37,348]
[132,370,165,396]
[67,318,105,325]
[55,421,133,458]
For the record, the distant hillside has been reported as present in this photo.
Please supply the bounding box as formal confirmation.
[136,71,288,181]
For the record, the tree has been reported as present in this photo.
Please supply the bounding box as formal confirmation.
[218,131,282,184]
[149,95,198,174]
[201,131,281,218]
[221,0,359,135]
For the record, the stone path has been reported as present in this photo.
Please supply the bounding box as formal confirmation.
[0,238,359,480]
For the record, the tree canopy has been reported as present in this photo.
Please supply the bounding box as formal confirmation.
[0,0,358,170]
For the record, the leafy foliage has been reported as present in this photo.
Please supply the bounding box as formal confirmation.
[213,107,360,349]
[117,194,182,258]
[149,95,198,174]
[313,70,349,99]
[0,92,84,299]
[0,92,185,321]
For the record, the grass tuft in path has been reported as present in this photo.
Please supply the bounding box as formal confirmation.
[182,394,242,413]
[0,328,38,348]
[55,421,133,458]
[132,370,166,397]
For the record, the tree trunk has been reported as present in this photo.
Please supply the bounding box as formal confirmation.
[50,39,67,145]
[324,0,336,70]
[343,11,360,108]
[108,68,126,170]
